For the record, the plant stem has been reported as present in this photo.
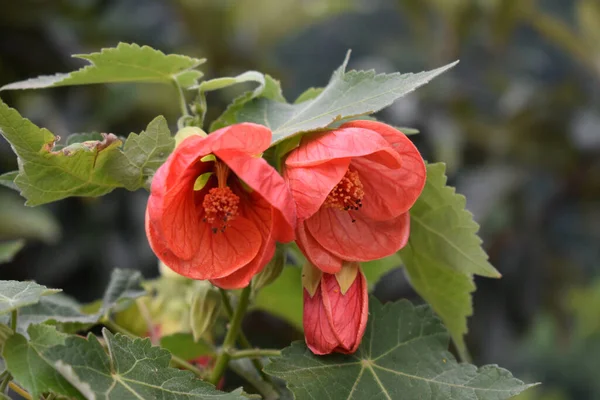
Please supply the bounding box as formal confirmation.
[8,382,31,400]
[229,349,281,360]
[45,393,56,400]
[217,288,279,391]
[10,309,17,331]
[209,285,252,385]
[101,319,207,379]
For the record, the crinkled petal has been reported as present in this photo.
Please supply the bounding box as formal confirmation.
[286,128,401,168]
[342,120,426,210]
[296,222,343,273]
[307,208,410,261]
[284,158,350,221]
[217,149,296,242]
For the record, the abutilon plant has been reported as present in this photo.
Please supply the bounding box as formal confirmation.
[0,43,534,400]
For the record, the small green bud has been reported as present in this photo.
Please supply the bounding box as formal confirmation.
[252,244,285,291]
[174,126,207,146]
[190,283,222,342]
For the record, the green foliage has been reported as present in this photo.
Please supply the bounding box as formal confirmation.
[98,268,146,318]
[0,281,59,316]
[0,171,18,191]
[2,324,83,399]
[0,100,174,205]
[160,333,214,360]
[209,74,285,132]
[17,294,97,331]
[46,329,243,399]
[400,163,497,360]
[0,240,24,263]
[0,43,205,90]
[106,115,175,190]
[266,297,536,400]
[254,266,303,331]
[235,52,458,144]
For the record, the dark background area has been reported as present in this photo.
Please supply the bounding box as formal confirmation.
[1,1,600,399]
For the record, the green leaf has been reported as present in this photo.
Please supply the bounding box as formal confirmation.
[18,293,98,330]
[0,99,126,205]
[253,266,303,331]
[0,193,61,242]
[99,268,146,318]
[210,74,285,132]
[106,115,175,190]
[236,53,458,144]
[0,240,25,263]
[0,281,60,315]
[400,244,474,361]
[294,87,324,104]
[1,43,205,90]
[47,329,245,399]
[0,171,19,191]
[408,163,500,278]
[265,298,536,400]
[160,333,214,360]
[2,324,83,399]
[65,132,105,146]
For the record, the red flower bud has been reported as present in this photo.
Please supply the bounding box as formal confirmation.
[302,263,368,355]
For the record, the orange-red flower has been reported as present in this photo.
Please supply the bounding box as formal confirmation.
[284,120,426,273]
[302,263,368,354]
[145,123,296,289]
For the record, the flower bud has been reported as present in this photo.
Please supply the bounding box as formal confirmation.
[190,283,222,342]
[174,126,207,147]
[302,262,368,355]
[252,244,285,291]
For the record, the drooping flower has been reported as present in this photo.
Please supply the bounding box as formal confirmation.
[302,262,368,355]
[145,123,296,289]
[284,120,426,273]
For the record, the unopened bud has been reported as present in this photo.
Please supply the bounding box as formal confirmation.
[190,283,222,342]
[174,126,207,146]
[253,245,285,291]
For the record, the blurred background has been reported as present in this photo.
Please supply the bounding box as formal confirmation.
[1,0,600,398]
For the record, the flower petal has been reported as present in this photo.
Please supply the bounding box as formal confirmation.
[210,191,274,289]
[217,149,296,242]
[296,222,343,273]
[285,128,400,168]
[342,120,426,210]
[306,208,410,261]
[204,122,272,155]
[284,158,350,221]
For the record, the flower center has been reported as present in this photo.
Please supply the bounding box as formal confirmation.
[202,161,240,233]
[323,169,364,221]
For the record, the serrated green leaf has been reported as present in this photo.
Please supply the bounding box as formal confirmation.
[2,324,84,399]
[0,240,25,263]
[0,281,60,315]
[236,53,458,144]
[210,74,285,132]
[409,163,500,278]
[266,297,536,400]
[253,266,303,331]
[47,329,245,399]
[0,171,19,191]
[1,43,205,90]
[18,293,98,330]
[106,115,175,190]
[0,99,128,205]
[400,244,474,361]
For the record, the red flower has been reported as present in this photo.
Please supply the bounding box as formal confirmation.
[284,120,426,273]
[302,262,368,354]
[145,123,296,289]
